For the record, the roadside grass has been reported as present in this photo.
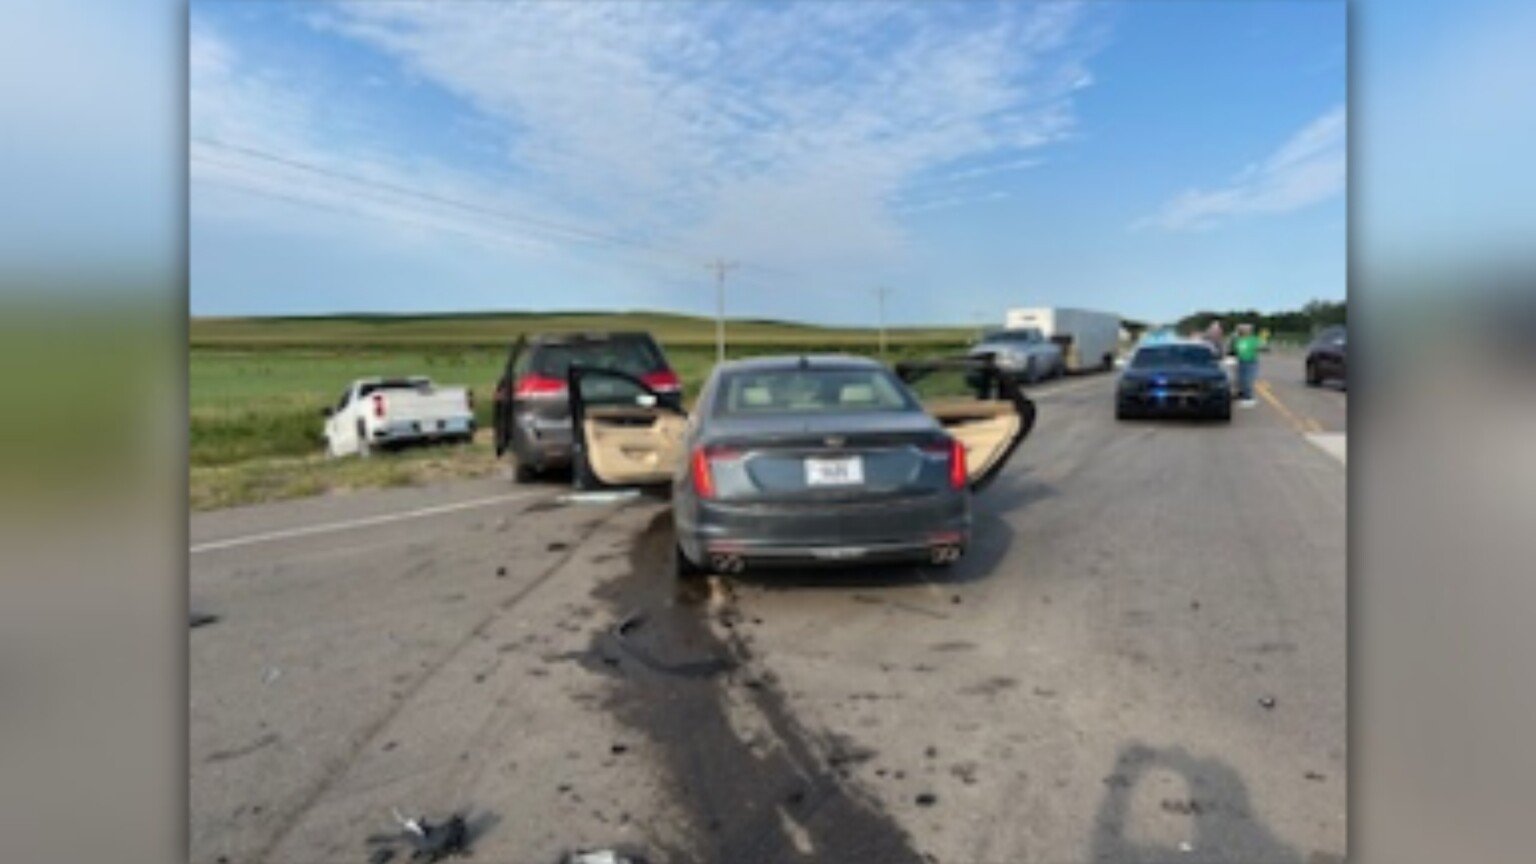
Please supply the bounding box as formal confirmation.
[190,311,973,510]
[189,435,504,511]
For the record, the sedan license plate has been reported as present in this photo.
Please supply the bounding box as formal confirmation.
[805,456,864,487]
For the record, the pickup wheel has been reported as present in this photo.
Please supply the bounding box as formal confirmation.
[512,458,539,483]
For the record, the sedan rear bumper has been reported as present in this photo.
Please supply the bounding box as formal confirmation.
[677,491,970,567]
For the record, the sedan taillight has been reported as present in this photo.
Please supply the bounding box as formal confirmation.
[949,437,968,490]
[690,446,715,499]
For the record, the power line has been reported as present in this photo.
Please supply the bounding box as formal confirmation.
[192,137,831,322]
[192,138,687,257]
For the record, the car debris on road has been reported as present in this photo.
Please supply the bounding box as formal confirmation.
[564,850,649,864]
[367,809,471,863]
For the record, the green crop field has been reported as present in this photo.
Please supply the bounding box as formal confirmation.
[189,310,973,510]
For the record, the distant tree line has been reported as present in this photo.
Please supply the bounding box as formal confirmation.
[1173,299,1346,337]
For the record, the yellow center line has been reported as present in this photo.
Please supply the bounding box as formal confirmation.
[1255,379,1314,435]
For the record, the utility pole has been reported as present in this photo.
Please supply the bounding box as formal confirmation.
[874,286,893,358]
[708,259,738,364]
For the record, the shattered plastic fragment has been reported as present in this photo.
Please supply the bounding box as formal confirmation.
[567,851,643,864]
[557,490,641,505]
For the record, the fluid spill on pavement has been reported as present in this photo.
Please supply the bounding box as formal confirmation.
[577,510,925,864]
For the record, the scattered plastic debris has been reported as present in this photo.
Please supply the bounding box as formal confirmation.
[915,792,938,807]
[1178,840,1194,853]
[262,667,282,685]
[557,490,641,505]
[1258,696,1276,709]
[367,810,471,862]
[565,851,648,864]
[548,541,570,552]
[614,610,646,637]
[190,612,220,629]
[495,566,507,578]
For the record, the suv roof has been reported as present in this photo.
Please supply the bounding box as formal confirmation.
[523,331,656,346]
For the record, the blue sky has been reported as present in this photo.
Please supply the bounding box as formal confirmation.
[189,1,1345,325]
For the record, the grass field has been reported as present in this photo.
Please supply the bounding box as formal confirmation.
[190,311,974,510]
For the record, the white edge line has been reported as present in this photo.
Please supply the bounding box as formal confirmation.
[190,491,539,554]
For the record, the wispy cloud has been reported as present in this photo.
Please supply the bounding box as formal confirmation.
[284,1,1102,271]
[1135,104,1345,232]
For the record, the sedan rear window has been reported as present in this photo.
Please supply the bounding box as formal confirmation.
[715,367,918,416]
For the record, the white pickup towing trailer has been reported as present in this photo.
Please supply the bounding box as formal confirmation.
[323,377,475,457]
[1005,307,1122,373]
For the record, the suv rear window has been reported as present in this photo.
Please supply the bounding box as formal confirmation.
[531,337,665,378]
[714,367,918,416]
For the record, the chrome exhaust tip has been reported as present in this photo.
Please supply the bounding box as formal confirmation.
[930,544,963,564]
[710,554,744,574]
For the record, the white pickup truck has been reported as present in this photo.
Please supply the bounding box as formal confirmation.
[322,377,475,457]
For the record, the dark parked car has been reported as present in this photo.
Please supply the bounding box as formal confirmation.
[1305,325,1347,388]
[492,331,681,481]
[1116,340,1232,421]
[567,355,1035,576]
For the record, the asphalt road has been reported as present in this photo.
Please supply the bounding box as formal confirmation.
[190,351,1346,864]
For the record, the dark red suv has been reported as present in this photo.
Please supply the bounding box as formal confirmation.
[492,332,681,481]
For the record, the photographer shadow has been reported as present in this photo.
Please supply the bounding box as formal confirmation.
[1091,742,1311,864]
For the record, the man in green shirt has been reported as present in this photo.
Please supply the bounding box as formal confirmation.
[1233,323,1263,406]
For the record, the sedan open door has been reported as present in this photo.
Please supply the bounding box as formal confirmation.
[566,365,688,489]
[893,356,1036,491]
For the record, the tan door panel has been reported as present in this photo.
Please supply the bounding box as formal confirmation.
[582,406,688,485]
[923,398,1023,484]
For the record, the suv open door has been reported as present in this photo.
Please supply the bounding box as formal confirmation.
[566,365,688,489]
[893,356,1036,491]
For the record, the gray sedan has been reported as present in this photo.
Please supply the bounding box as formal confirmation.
[568,354,1034,577]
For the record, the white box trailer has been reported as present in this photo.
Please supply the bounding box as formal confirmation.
[1004,307,1121,372]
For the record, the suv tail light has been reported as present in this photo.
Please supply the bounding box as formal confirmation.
[641,369,682,393]
[372,394,385,419]
[513,373,567,399]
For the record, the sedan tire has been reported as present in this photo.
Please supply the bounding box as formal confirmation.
[1306,360,1322,387]
[674,543,705,579]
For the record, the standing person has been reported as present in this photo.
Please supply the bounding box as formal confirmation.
[1205,319,1226,357]
[1233,323,1263,407]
